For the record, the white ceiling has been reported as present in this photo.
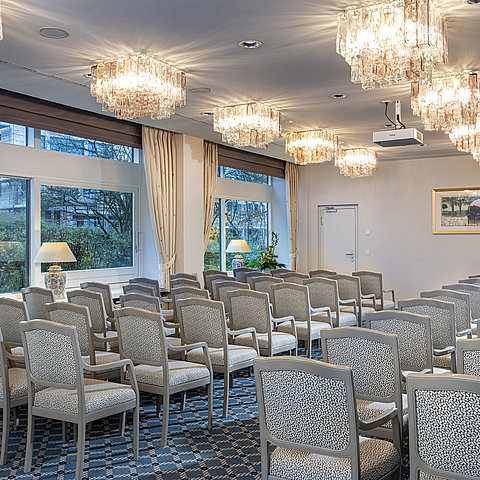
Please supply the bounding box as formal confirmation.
[0,0,479,163]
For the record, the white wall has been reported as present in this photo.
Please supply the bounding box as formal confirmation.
[297,154,480,300]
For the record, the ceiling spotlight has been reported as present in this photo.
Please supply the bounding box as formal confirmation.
[466,0,480,4]
[201,112,214,116]
[238,40,263,49]
[38,27,70,39]
[329,93,348,100]
[83,73,92,79]
[190,87,212,94]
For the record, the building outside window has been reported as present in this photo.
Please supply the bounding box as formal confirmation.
[218,166,269,185]
[0,122,28,146]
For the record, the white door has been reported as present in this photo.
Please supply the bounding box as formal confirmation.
[318,205,357,273]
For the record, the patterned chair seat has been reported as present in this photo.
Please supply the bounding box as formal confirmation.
[356,394,408,429]
[163,310,174,322]
[0,367,27,400]
[34,378,136,414]
[128,360,210,387]
[433,354,453,370]
[82,351,121,370]
[269,436,400,480]
[277,321,330,338]
[186,345,257,367]
[166,337,182,347]
[419,473,448,480]
[311,311,357,327]
[234,331,296,350]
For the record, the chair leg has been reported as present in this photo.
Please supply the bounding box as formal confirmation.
[75,422,86,480]
[133,406,139,460]
[24,411,34,473]
[306,340,311,359]
[119,412,126,437]
[222,370,230,418]
[1,408,10,465]
[156,395,161,416]
[73,424,78,445]
[207,383,213,430]
[160,394,170,448]
[179,391,186,411]
[229,371,234,388]
[12,407,18,432]
[62,421,68,445]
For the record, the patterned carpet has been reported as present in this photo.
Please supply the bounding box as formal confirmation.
[0,346,410,479]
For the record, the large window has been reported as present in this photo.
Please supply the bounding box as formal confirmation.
[204,198,269,271]
[41,186,133,271]
[0,176,29,293]
[218,166,269,185]
[0,122,28,146]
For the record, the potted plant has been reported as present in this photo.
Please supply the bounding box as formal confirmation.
[248,232,286,272]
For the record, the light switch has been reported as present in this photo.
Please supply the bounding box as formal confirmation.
[365,229,371,235]
[365,249,371,255]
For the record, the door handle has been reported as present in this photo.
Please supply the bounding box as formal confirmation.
[345,250,355,262]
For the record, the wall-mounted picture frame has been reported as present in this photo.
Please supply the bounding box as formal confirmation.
[432,187,480,234]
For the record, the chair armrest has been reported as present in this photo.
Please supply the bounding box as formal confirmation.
[402,369,431,382]
[167,341,208,353]
[361,293,376,300]
[164,321,180,329]
[311,306,333,327]
[358,407,398,430]
[433,346,455,356]
[383,288,396,303]
[457,328,472,337]
[83,358,132,373]
[162,298,173,304]
[228,327,256,337]
[339,298,356,306]
[271,315,295,324]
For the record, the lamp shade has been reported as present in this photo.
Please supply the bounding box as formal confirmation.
[34,242,77,263]
[225,239,251,253]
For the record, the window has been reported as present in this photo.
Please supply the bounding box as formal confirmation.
[40,185,133,271]
[218,166,269,184]
[40,130,136,163]
[0,176,29,293]
[0,122,28,146]
[204,198,269,271]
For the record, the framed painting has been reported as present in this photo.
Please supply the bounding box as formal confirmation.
[432,187,480,234]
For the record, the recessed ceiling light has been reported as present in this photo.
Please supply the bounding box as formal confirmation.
[238,40,263,49]
[384,123,394,128]
[329,93,348,100]
[201,112,214,116]
[466,0,480,4]
[38,27,70,39]
[83,73,92,79]
[190,87,212,94]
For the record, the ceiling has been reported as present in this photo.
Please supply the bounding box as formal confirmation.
[0,0,479,163]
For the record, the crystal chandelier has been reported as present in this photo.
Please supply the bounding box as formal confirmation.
[214,102,281,149]
[411,72,480,132]
[336,0,446,90]
[336,148,378,177]
[448,115,480,162]
[285,129,339,165]
[90,54,186,120]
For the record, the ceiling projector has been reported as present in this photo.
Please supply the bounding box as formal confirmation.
[372,100,424,147]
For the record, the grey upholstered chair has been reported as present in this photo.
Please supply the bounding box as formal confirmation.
[420,289,472,338]
[365,311,436,387]
[171,286,210,323]
[352,271,396,310]
[45,302,121,379]
[0,326,27,464]
[170,278,201,290]
[129,277,161,297]
[123,283,155,297]
[309,269,337,277]
[254,356,401,480]
[304,277,357,327]
[204,272,229,296]
[245,274,268,289]
[202,270,228,292]
[227,289,297,356]
[116,307,213,447]
[21,287,54,320]
[211,276,236,300]
[80,281,116,327]
[20,319,139,480]
[270,268,293,277]
[333,274,376,322]
[398,298,457,372]
[232,267,256,283]
[271,283,332,358]
[278,272,310,284]
[457,338,480,376]
[250,276,283,297]
[170,273,197,281]
[443,283,480,335]
[322,327,406,444]
[460,277,480,285]
[407,373,480,479]
[176,297,258,417]
[0,298,29,355]
[215,280,250,315]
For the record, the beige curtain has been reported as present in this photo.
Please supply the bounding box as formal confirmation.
[203,141,218,252]
[285,162,299,270]
[142,126,177,290]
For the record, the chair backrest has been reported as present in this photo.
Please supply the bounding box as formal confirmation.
[270,268,293,277]
[352,271,383,299]
[0,297,29,346]
[176,297,227,348]
[123,283,155,297]
[365,310,433,372]
[171,286,210,306]
[271,283,310,323]
[129,277,160,297]
[203,272,229,294]
[21,286,55,320]
[457,338,480,377]
[443,283,480,320]
[20,319,83,390]
[251,276,283,296]
[80,281,114,318]
[279,272,309,284]
[170,278,201,290]
[254,356,361,476]
[469,274,480,279]
[246,274,268,288]
[215,281,250,314]
[119,293,161,313]
[211,276,236,300]
[309,269,337,277]
[67,289,108,334]
[170,273,197,281]
[304,277,340,324]
[203,270,228,291]
[398,298,456,348]
[332,274,361,306]
[459,277,480,285]
[228,289,271,334]
[407,373,480,479]
[421,289,471,335]
[46,302,93,357]
[322,327,402,408]
[116,307,166,366]
[233,267,256,283]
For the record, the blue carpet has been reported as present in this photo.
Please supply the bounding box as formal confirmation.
[0,345,409,479]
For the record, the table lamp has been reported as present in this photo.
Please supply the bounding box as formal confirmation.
[225,239,251,270]
[34,242,76,299]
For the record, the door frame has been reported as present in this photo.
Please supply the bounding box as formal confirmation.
[317,204,358,272]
